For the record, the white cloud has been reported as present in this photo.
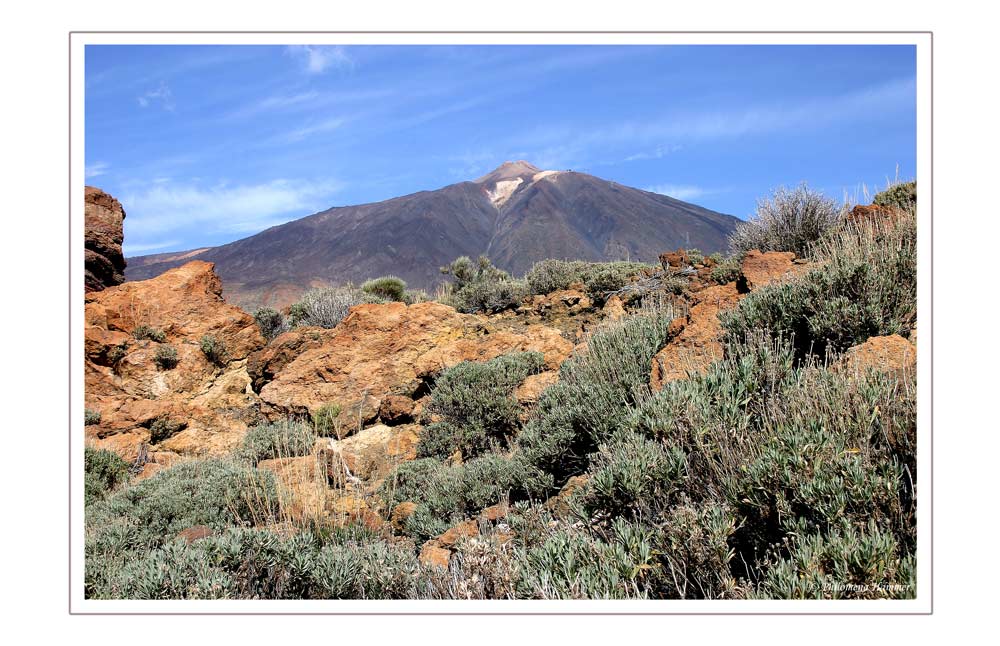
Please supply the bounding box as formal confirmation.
[646,184,708,201]
[85,162,110,178]
[624,144,682,162]
[284,116,346,142]
[285,45,353,74]
[137,81,175,111]
[121,178,343,249]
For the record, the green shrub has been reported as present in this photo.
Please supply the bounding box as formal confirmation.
[525,259,590,294]
[84,408,101,425]
[417,352,545,459]
[153,344,179,370]
[752,523,915,599]
[709,254,742,284]
[721,208,916,360]
[311,403,343,438]
[516,304,677,484]
[84,446,130,505]
[288,286,382,328]
[84,459,281,598]
[199,335,228,366]
[132,324,166,342]
[93,525,422,600]
[253,307,287,342]
[441,256,527,313]
[361,276,407,302]
[729,184,843,257]
[148,416,186,444]
[237,419,316,464]
[872,181,916,212]
[685,249,704,265]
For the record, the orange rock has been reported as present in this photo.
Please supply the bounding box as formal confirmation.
[419,543,451,569]
[659,248,689,269]
[378,395,416,424]
[515,371,559,406]
[260,301,572,427]
[650,282,743,389]
[834,334,916,377]
[176,525,214,544]
[246,326,335,392]
[602,294,627,321]
[479,503,510,522]
[547,475,590,517]
[436,519,479,548]
[739,250,809,292]
[324,423,421,481]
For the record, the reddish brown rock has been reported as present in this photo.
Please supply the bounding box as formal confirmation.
[834,334,916,377]
[514,371,559,407]
[84,186,126,292]
[247,326,336,393]
[436,519,479,548]
[650,283,743,389]
[260,301,572,427]
[602,294,627,321]
[378,395,416,425]
[546,475,590,517]
[176,525,214,544]
[847,203,903,226]
[390,502,418,531]
[419,543,452,569]
[738,249,809,292]
[84,261,266,457]
[659,248,690,270]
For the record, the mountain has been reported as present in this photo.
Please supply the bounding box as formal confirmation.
[125,161,741,308]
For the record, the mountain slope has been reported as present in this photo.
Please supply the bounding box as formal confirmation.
[125,161,740,308]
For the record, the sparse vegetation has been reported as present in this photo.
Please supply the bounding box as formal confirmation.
[311,403,343,438]
[872,180,916,212]
[729,184,844,257]
[199,334,228,366]
[132,324,166,342]
[153,344,179,369]
[361,276,408,302]
[253,307,287,342]
[710,254,742,284]
[84,408,101,425]
[237,419,317,465]
[441,256,528,314]
[148,416,186,444]
[288,286,382,328]
[84,446,130,506]
[524,258,654,303]
[107,341,129,366]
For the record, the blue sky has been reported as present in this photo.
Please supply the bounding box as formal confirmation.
[85,44,916,256]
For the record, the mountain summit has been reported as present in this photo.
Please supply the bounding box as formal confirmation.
[126,163,741,308]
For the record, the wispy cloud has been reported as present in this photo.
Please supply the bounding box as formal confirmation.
[121,178,343,251]
[137,81,175,110]
[646,184,710,201]
[624,144,682,162]
[282,116,348,143]
[285,45,353,74]
[85,161,110,178]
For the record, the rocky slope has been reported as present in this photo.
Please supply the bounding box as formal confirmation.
[124,161,740,309]
[84,186,127,292]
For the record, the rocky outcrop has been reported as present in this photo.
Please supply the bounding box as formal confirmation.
[650,283,743,389]
[84,186,127,292]
[259,301,573,429]
[84,261,266,458]
[738,249,809,292]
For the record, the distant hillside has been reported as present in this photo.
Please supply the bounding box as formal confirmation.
[125,161,740,308]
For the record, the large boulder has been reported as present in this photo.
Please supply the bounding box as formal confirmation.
[84,261,266,458]
[738,249,809,292]
[259,301,573,428]
[834,334,916,377]
[84,186,127,292]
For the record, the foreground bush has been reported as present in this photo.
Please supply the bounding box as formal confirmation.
[237,419,316,464]
[288,286,382,328]
[84,446,130,506]
[441,256,528,314]
[417,352,545,460]
[153,344,179,370]
[721,206,916,360]
[311,403,343,438]
[85,459,282,598]
[729,184,842,257]
[524,258,654,303]
[199,335,228,366]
